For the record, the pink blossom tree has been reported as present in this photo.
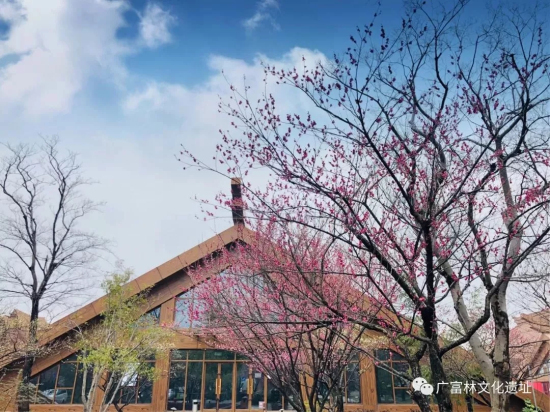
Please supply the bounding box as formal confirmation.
[182,1,550,411]
[186,224,368,412]
[187,223,448,412]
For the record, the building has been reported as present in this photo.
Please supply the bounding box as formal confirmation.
[0,180,547,412]
[0,310,48,364]
[511,310,550,396]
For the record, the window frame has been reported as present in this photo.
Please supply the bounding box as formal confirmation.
[30,355,155,405]
[29,355,79,405]
[343,356,362,404]
[174,289,205,329]
[109,360,156,405]
[374,350,412,404]
[166,349,295,411]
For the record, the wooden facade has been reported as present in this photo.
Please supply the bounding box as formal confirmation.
[0,190,536,412]
[14,296,494,412]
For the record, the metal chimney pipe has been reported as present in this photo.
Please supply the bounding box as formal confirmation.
[231,177,244,226]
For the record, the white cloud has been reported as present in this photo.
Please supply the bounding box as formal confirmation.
[259,0,279,9]
[139,2,175,49]
[124,47,326,115]
[117,48,329,277]
[0,0,24,24]
[123,82,189,115]
[0,0,132,117]
[243,12,268,31]
[0,0,176,118]
[242,0,279,31]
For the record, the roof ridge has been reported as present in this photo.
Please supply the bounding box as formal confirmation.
[38,225,254,346]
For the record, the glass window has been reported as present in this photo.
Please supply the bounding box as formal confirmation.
[250,370,265,410]
[37,366,57,403]
[111,361,155,405]
[167,350,297,412]
[175,290,204,328]
[188,350,204,360]
[266,379,282,411]
[284,394,296,411]
[72,366,93,404]
[137,375,153,403]
[145,306,161,323]
[168,362,186,411]
[57,363,77,388]
[186,362,204,409]
[204,363,219,410]
[133,307,161,328]
[205,350,235,361]
[168,353,205,411]
[120,384,137,405]
[172,350,188,361]
[219,363,234,409]
[28,376,39,403]
[375,366,394,403]
[345,360,361,404]
[395,388,411,404]
[236,364,250,410]
[33,358,78,404]
[30,354,154,405]
[374,350,412,404]
[376,350,390,361]
[175,296,192,328]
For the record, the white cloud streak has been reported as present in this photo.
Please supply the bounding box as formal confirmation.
[139,2,176,48]
[242,0,279,31]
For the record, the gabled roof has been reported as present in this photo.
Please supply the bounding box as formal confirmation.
[39,224,255,346]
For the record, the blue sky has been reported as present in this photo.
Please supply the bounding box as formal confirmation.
[0,0,502,316]
[120,0,401,86]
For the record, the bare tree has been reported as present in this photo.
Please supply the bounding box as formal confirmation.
[0,138,108,412]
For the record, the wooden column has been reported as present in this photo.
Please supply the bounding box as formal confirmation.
[151,298,175,411]
[361,355,377,410]
[92,371,108,412]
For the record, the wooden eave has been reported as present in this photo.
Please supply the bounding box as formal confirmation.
[38,224,255,346]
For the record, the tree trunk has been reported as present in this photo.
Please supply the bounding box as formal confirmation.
[428,345,454,412]
[411,390,434,412]
[409,361,433,412]
[489,391,509,412]
[17,300,39,412]
[334,391,344,412]
[465,394,474,412]
[489,290,511,412]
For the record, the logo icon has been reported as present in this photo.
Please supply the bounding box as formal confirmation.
[412,377,434,395]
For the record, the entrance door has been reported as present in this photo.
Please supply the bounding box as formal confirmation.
[235,366,265,411]
[204,363,235,411]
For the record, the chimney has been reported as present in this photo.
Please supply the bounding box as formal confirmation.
[231,177,244,226]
